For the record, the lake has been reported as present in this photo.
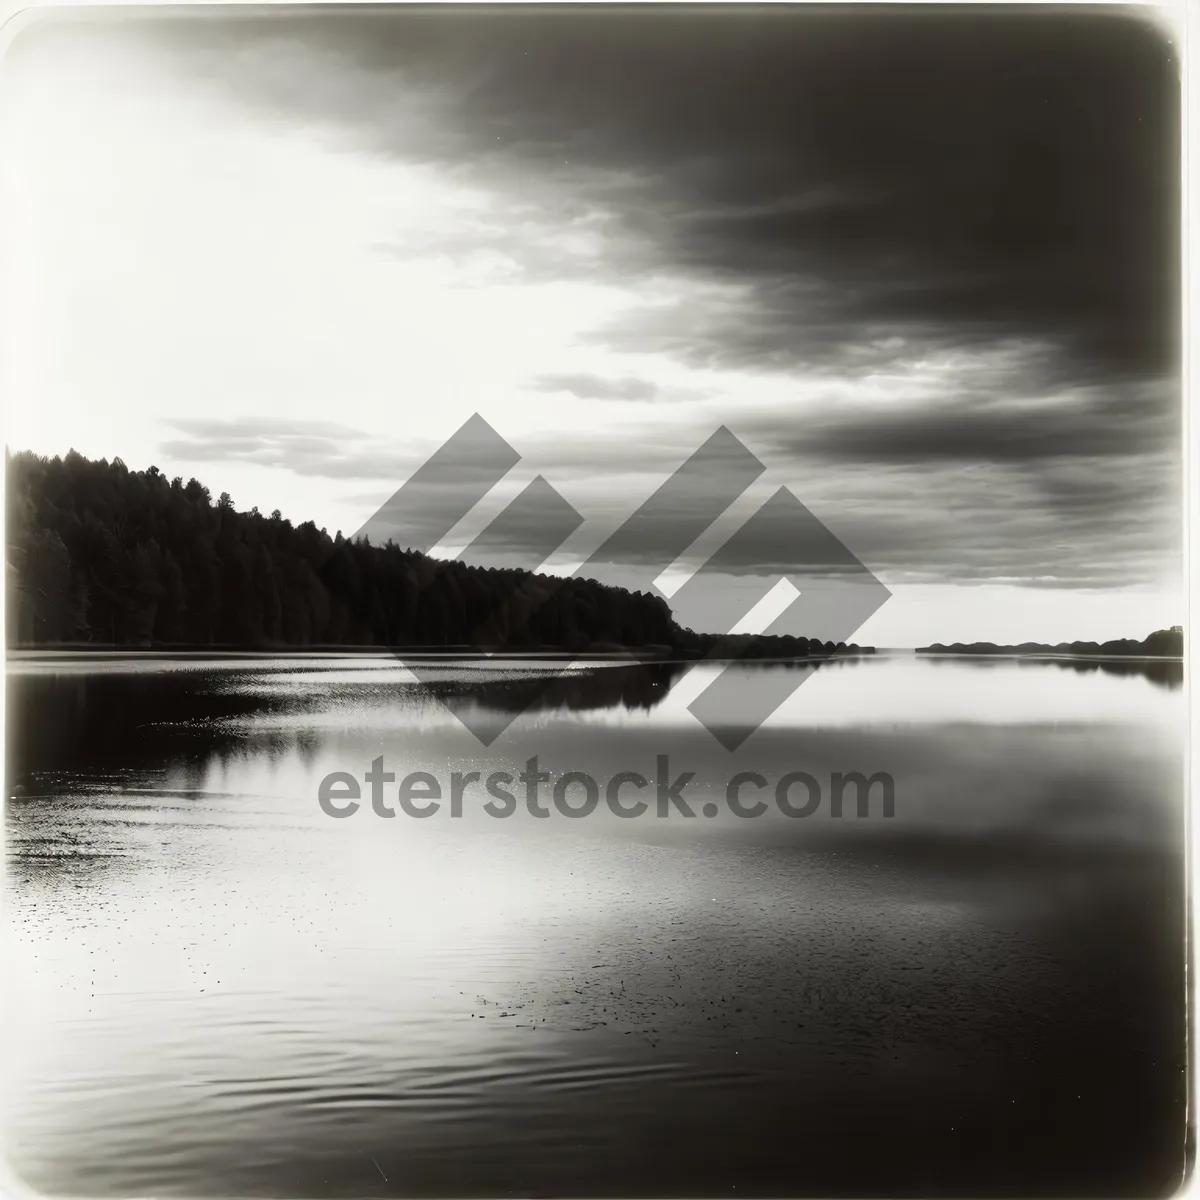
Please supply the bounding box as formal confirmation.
[2,653,1187,1197]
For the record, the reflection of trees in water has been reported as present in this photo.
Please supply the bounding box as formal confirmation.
[920,654,1183,691]
[6,661,693,789]
[6,675,355,891]
[422,661,690,718]
[11,653,1179,794]
[7,668,268,787]
[1047,656,1183,690]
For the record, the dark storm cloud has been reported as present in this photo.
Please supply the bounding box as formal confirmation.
[752,383,1178,465]
[506,414,1176,589]
[90,6,1177,591]
[110,5,1179,386]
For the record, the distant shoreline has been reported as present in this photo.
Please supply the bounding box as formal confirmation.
[5,646,1180,663]
[916,628,1183,661]
[4,644,875,662]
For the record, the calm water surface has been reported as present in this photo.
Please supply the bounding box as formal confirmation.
[2,654,1188,1197]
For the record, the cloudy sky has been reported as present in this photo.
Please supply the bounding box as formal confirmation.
[1,5,1181,645]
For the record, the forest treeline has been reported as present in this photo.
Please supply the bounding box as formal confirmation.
[6,449,675,649]
[6,449,861,657]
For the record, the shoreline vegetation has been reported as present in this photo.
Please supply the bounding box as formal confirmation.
[7,449,870,660]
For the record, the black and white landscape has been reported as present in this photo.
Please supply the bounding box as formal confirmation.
[1,6,1187,1199]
